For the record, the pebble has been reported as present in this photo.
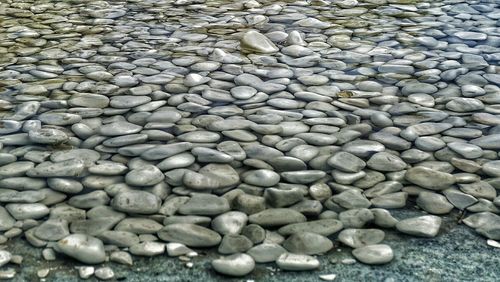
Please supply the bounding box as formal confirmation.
[212,253,255,277]
[78,266,94,279]
[158,223,221,247]
[0,250,12,268]
[125,165,164,186]
[247,243,287,263]
[278,219,343,237]
[416,192,454,215]
[178,194,230,216]
[211,211,248,235]
[319,274,337,281]
[338,229,385,249]
[0,0,499,278]
[352,244,394,265]
[240,31,278,54]
[94,267,114,280]
[282,232,333,255]
[243,169,280,187]
[130,242,165,256]
[249,209,307,227]
[396,216,442,238]
[54,234,106,264]
[405,167,455,191]
[276,253,320,271]
[111,191,161,214]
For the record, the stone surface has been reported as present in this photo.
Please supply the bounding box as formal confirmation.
[54,234,106,264]
[352,244,394,265]
[1,0,500,279]
[396,216,442,238]
[211,253,255,277]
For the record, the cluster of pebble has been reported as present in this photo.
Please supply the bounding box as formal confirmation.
[1,0,500,279]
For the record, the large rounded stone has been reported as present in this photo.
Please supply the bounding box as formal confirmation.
[212,253,255,277]
[396,215,442,238]
[125,165,165,186]
[352,244,394,265]
[55,234,106,264]
[405,167,455,190]
[240,30,279,54]
[111,191,161,214]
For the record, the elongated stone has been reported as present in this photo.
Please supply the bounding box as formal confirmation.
[249,209,306,227]
[396,215,442,238]
[158,223,221,247]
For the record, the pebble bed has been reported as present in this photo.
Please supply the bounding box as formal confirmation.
[0,0,500,279]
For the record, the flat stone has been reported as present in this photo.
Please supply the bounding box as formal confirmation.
[342,140,385,158]
[243,169,280,187]
[5,203,49,220]
[55,234,105,264]
[0,161,35,178]
[280,170,326,184]
[0,250,11,268]
[282,232,333,255]
[446,98,484,112]
[396,215,442,238]
[28,128,68,144]
[352,244,394,265]
[0,207,15,231]
[158,223,222,247]
[338,208,374,228]
[182,170,221,190]
[482,161,500,177]
[111,191,161,214]
[327,152,366,173]
[98,231,140,247]
[212,253,255,277]
[459,182,497,200]
[240,30,279,54]
[114,218,162,234]
[125,165,165,186]
[367,152,407,172]
[34,219,69,241]
[211,211,248,235]
[178,194,230,216]
[338,229,385,248]
[276,253,320,271]
[198,164,240,189]
[471,134,500,149]
[68,191,110,209]
[247,243,287,263]
[405,167,455,190]
[278,219,343,236]
[27,159,85,178]
[110,251,134,266]
[249,208,307,227]
[99,121,142,136]
[130,241,165,256]
[265,187,304,208]
[417,191,454,214]
[218,234,253,254]
[94,267,114,280]
[454,31,487,40]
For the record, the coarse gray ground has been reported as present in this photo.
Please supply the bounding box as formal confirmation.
[5,208,500,282]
